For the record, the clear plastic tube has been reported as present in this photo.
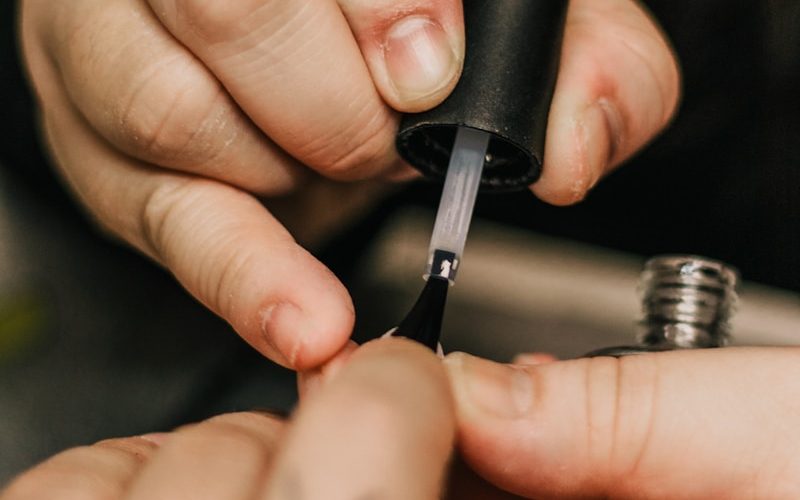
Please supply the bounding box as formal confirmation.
[425,127,490,282]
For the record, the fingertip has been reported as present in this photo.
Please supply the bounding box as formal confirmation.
[534,99,615,206]
[355,337,451,388]
[341,1,465,113]
[344,337,455,424]
[268,339,455,499]
[444,353,537,424]
[257,291,355,372]
[533,0,683,205]
[380,14,464,112]
[211,231,356,371]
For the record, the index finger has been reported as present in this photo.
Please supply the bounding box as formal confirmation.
[146,0,398,180]
[264,338,456,500]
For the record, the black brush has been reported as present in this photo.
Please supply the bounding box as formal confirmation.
[389,0,568,352]
[390,276,449,352]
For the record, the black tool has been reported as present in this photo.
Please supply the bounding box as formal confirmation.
[390,0,570,351]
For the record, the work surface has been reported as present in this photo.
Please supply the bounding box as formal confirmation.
[2,167,799,482]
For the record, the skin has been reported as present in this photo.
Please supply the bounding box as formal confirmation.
[444,347,800,498]
[14,2,795,496]
[26,2,792,497]
[19,0,680,370]
[4,343,800,498]
[0,339,516,500]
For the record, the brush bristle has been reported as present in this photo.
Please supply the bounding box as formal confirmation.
[390,277,449,351]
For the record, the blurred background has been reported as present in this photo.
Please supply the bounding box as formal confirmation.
[1,0,799,483]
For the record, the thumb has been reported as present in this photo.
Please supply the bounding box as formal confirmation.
[444,348,800,499]
[338,0,465,112]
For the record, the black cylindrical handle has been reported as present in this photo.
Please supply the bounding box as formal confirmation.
[396,0,569,192]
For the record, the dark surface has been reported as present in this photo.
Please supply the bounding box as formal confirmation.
[0,166,299,480]
[0,2,71,209]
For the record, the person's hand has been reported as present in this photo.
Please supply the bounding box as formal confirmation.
[444,347,800,498]
[1,339,520,500]
[19,0,680,370]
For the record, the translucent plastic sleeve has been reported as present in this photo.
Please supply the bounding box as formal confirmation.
[426,127,490,282]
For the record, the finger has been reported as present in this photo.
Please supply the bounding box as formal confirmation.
[264,339,455,500]
[534,0,681,205]
[0,436,160,499]
[39,0,303,196]
[297,340,358,399]
[39,71,354,370]
[337,0,465,112]
[146,0,400,180]
[126,412,285,500]
[445,348,800,498]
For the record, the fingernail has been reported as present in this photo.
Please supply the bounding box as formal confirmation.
[444,353,534,419]
[384,16,461,102]
[260,302,310,368]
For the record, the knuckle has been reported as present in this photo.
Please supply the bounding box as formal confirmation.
[176,420,272,464]
[603,356,661,484]
[578,355,667,491]
[169,0,258,42]
[212,246,259,317]
[206,412,286,445]
[581,356,621,473]
[138,178,199,262]
[93,436,160,461]
[117,60,228,167]
[139,180,270,317]
[311,112,396,180]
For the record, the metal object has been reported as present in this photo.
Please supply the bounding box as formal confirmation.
[585,255,739,357]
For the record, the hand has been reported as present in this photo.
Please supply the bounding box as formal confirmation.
[444,347,800,498]
[19,0,680,370]
[2,339,517,500]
